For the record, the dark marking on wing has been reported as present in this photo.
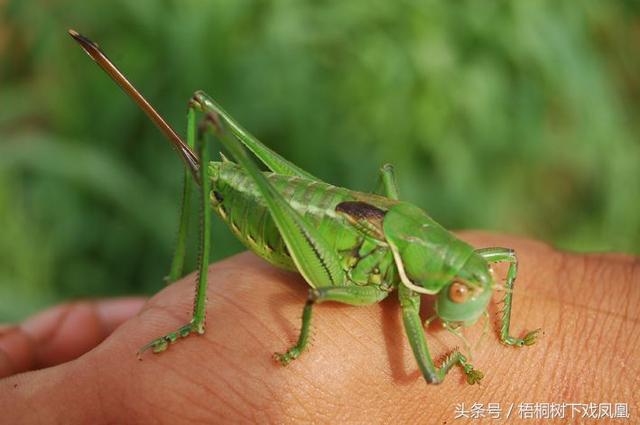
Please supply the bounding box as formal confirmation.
[335,201,387,240]
[335,201,386,220]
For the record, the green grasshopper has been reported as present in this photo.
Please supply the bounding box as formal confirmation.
[68,29,539,385]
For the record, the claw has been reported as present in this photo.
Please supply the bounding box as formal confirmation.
[502,327,542,347]
[137,323,197,358]
[137,338,169,359]
[459,358,484,385]
[465,368,484,385]
[273,352,293,366]
[273,346,303,366]
[523,328,541,346]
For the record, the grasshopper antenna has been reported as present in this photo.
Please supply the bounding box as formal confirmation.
[68,29,200,180]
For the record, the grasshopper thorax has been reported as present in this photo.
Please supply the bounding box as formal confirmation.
[383,202,493,325]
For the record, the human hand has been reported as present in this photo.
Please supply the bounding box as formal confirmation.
[1,232,638,423]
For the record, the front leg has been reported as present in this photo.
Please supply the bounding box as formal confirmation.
[399,284,483,385]
[476,247,540,347]
[274,285,389,365]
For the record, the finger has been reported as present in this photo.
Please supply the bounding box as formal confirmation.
[0,297,146,378]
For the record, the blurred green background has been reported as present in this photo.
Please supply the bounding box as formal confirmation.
[1,0,639,321]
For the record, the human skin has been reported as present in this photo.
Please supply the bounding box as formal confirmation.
[0,231,638,424]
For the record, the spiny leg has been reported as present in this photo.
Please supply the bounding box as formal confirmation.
[139,107,213,355]
[442,321,473,360]
[399,284,483,385]
[437,312,490,362]
[274,285,389,365]
[476,310,491,350]
[476,247,540,347]
[165,106,198,284]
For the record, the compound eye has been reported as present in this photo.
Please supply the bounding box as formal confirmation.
[449,281,471,303]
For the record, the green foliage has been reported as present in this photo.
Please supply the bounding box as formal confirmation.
[1,0,639,321]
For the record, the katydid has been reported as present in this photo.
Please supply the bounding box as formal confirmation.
[68,29,540,385]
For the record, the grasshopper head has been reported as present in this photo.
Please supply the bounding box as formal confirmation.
[435,255,493,326]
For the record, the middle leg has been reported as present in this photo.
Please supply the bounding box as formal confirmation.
[274,285,389,365]
[399,284,483,384]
